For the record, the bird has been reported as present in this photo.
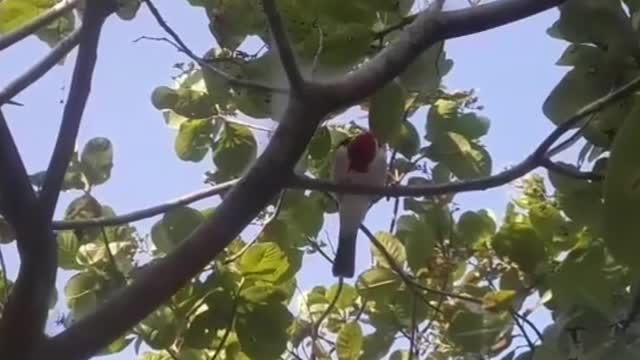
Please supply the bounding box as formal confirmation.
[332,130,387,278]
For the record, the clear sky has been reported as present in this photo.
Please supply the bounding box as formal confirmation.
[1,1,569,358]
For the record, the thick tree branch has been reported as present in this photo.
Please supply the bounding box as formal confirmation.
[261,0,305,93]
[0,0,79,51]
[39,1,115,220]
[0,28,81,106]
[39,88,334,359]
[142,0,288,94]
[323,0,565,108]
[0,110,55,357]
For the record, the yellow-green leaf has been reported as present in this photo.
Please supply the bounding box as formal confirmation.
[603,103,640,272]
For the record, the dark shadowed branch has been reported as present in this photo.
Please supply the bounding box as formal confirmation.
[0,1,116,357]
[0,0,79,51]
[0,110,55,357]
[52,179,237,229]
[261,0,305,93]
[142,0,288,94]
[39,0,116,220]
[0,28,81,106]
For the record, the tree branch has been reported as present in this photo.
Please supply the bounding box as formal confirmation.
[142,0,288,94]
[541,158,603,181]
[51,179,237,230]
[39,0,115,220]
[0,0,79,51]
[39,89,334,359]
[323,0,565,108]
[0,28,81,106]
[0,111,56,357]
[49,60,632,232]
[261,0,305,93]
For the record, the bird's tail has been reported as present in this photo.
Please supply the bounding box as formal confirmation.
[333,227,357,278]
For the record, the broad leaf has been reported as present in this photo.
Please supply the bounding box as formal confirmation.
[336,322,363,360]
[81,137,113,186]
[369,81,406,144]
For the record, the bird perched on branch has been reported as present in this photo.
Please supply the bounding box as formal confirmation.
[332,131,387,278]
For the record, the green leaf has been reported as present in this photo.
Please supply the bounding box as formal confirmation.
[139,306,179,350]
[175,119,214,162]
[356,268,402,303]
[395,215,437,273]
[389,121,421,159]
[427,99,490,142]
[236,301,292,359]
[361,330,395,360]
[212,123,257,179]
[491,222,546,274]
[0,216,15,244]
[399,42,453,93]
[482,290,517,313]
[456,210,497,246]
[549,245,615,314]
[426,132,492,180]
[116,0,142,20]
[371,232,406,269]
[57,231,81,270]
[369,81,406,144]
[336,322,363,360]
[151,206,204,254]
[0,0,55,34]
[151,86,179,110]
[326,283,358,310]
[65,271,100,319]
[603,103,640,272]
[237,242,290,283]
[447,310,504,353]
[184,309,227,349]
[172,88,215,119]
[308,126,332,160]
[80,137,113,186]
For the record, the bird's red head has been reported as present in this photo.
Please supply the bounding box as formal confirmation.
[346,132,378,173]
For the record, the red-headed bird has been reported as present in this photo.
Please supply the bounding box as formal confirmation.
[332,131,387,278]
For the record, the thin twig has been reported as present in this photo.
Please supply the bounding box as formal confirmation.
[361,225,481,305]
[512,311,543,343]
[211,289,240,360]
[311,26,324,81]
[409,294,417,359]
[261,0,305,93]
[0,110,55,357]
[0,0,79,51]
[312,278,343,338]
[142,0,288,94]
[0,28,81,106]
[52,180,237,229]
[40,2,114,219]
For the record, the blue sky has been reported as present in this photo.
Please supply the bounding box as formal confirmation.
[1,1,570,358]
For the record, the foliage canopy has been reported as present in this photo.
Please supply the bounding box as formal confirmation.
[2,0,640,359]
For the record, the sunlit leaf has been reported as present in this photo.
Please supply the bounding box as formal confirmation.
[336,322,363,360]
